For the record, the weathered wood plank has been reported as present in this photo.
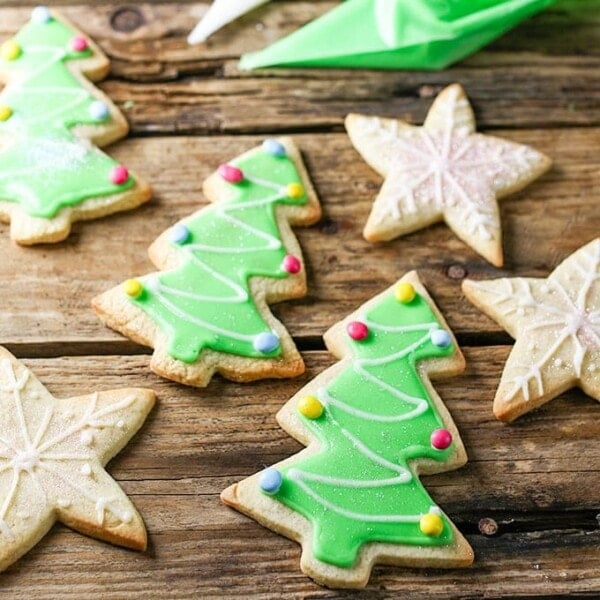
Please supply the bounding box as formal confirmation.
[15,350,600,512]
[9,346,600,510]
[4,525,599,598]
[0,3,598,132]
[0,130,597,348]
[0,3,597,597]
[2,352,598,597]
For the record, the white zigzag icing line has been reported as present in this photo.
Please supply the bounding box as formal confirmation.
[470,241,600,401]
[290,322,443,523]
[0,46,99,182]
[147,173,290,344]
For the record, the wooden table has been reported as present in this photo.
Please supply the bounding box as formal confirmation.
[1,1,599,598]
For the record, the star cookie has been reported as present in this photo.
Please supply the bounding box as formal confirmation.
[345,84,552,266]
[462,239,600,421]
[0,347,155,572]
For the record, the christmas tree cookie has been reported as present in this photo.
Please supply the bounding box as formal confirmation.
[0,346,155,572]
[346,84,551,266]
[463,238,600,422]
[222,272,473,588]
[0,7,151,244]
[93,138,321,387]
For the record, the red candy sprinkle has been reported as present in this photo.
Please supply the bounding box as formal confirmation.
[347,321,369,341]
[218,164,244,183]
[282,255,301,274]
[70,36,88,52]
[431,429,453,450]
[110,165,129,185]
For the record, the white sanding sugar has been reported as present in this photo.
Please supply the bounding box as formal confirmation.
[26,138,89,172]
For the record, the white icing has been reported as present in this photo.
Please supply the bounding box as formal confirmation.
[375,0,403,47]
[148,172,291,345]
[80,430,94,446]
[121,510,133,524]
[0,359,139,540]
[469,239,600,401]
[188,0,270,44]
[1,46,92,126]
[290,321,447,523]
[359,86,545,242]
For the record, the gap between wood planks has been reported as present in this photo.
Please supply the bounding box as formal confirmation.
[0,333,515,359]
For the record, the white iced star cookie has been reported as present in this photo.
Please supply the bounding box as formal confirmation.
[345,84,552,266]
[0,347,155,572]
[463,239,600,421]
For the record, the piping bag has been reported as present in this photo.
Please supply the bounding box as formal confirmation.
[240,0,556,71]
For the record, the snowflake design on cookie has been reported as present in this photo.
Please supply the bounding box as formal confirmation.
[463,238,600,421]
[0,348,154,572]
[345,84,551,266]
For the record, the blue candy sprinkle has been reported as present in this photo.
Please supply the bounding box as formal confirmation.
[430,329,452,348]
[170,223,190,245]
[262,139,286,157]
[31,6,52,24]
[253,332,280,354]
[89,100,109,121]
[259,468,283,495]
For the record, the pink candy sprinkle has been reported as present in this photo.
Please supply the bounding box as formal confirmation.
[282,255,301,274]
[347,321,369,341]
[70,36,89,52]
[431,429,453,450]
[218,164,244,184]
[110,165,129,185]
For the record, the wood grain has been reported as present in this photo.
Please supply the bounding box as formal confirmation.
[0,1,598,597]
[2,352,598,598]
[0,130,597,349]
[1,3,599,133]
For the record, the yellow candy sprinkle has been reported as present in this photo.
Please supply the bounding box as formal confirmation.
[395,282,416,304]
[123,278,143,298]
[0,106,12,121]
[1,40,21,61]
[287,183,304,199]
[419,513,444,537]
[298,395,324,420]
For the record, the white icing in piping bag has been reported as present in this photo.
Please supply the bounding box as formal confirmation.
[188,0,271,44]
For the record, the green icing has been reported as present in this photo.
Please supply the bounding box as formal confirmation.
[0,14,133,218]
[272,291,458,568]
[130,146,308,363]
[240,0,555,71]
